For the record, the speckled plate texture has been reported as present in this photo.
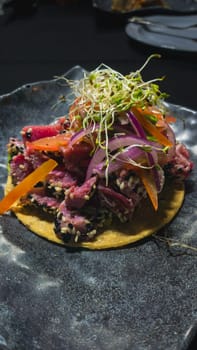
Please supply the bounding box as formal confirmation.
[0,66,197,350]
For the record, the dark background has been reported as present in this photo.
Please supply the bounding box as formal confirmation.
[0,0,196,111]
[0,1,196,349]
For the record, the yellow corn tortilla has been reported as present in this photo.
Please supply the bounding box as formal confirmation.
[5,175,185,250]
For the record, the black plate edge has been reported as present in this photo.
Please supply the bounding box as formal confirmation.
[0,65,86,101]
[0,66,196,115]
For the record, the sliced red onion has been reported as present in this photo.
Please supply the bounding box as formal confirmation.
[147,151,164,192]
[86,134,161,180]
[95,146,148,178]
[127,110,165,192]
[69,124,99,146]
[127,111,146,138]
[81,111,167,195]
[113,123,133,135]
[165,124,176,162]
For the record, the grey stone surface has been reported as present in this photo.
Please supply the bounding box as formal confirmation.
[0,67,196,350]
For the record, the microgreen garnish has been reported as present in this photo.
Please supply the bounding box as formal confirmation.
[59,54,168,183]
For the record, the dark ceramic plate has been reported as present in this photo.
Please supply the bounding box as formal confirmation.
[0,66,197,350]
[93,0,197,14]
[125,18,197,53]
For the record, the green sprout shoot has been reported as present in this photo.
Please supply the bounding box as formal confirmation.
[59,54,168,183]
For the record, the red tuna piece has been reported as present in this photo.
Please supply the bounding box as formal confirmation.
[21,116,68,143]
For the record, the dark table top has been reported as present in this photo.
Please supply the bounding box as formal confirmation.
[0,1,196,350]
[0,0,196,110]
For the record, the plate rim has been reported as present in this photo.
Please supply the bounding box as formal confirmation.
[125,22,197,53]
[0,65,196,115]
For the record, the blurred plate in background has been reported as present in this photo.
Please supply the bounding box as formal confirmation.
[125,15,197,52]
[93,0,197,14]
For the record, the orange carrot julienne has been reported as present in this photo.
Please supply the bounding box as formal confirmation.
[123,163,158,211]
[26,133,72,152]
[138,106,176,124]
[132,107,173,147]
[136,168,158,211]
[140,106,164,120]
[165,115,176,124]
[0,159,57,215]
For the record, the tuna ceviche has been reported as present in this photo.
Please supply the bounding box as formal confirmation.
[4,59,193,243]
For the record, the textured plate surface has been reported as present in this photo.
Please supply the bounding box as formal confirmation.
[130,14,197,28]
[125,21,197,52]
[0,66,197,350]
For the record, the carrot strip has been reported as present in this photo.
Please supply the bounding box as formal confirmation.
[132,107,173,147]
[123,163,158,211]
[136,168,158,211]
[140,106,164,120]
[139,106,176,124]
[0,159,57,214]
[26,133,72,152]
[165,115,176,124]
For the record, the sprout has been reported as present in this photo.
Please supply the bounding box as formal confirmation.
[59,55,168,183]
